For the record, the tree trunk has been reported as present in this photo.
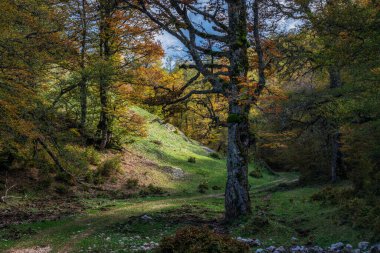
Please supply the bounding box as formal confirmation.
[97,0,113,149]
[224,0,252,221]
[328,66,342,183]
[79,0,88,132]
[225,104,252,220]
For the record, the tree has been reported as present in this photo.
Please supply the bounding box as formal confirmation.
[124,0,269,220]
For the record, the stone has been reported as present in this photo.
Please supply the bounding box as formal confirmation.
[345,244,353,253]
[331,242,345,251]
[266,246,276,252]
[276,246,286,253]
[140,214,153,221]
[236,237,261,247]
[256,248,266,253]
[359,242,370,250]
[370,244,380,253]
[160,166,186,179]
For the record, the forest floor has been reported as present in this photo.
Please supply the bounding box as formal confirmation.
[0,107,373,252]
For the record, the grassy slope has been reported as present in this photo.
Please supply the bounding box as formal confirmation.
[0,107,370,252]
[127,106,278,194]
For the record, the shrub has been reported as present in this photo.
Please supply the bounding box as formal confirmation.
[249,169,263,178]
[198,182,209,193]
[209,152,221,159]
[157,226,249,253]
[55,184,69,195]
[125,178,139,189]
[85,146,101,165]
[139,184,165,197]
[97,156,121,177]
[212,185,222,191]
[188,157,196,163]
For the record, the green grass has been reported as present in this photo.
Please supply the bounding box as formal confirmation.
[0,107,371,252]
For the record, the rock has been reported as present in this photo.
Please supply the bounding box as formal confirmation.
[140,214,153,221]
[310,246,324,253]
[160,166,186,180]
[359,242,370,250]
[345,244,353,253]
[353,249,361,253]
[236,237,261,247]
[370,244,380,253]
[276,246,286,253]
[256,249,266,253]
[266,246,276,252]
[331,242,345,251]
[291,246,303,253]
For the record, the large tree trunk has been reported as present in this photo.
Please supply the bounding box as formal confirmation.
[97,0,113,149]
[224,0,252,221]
[79,0,88,132]
[225,104,252,220]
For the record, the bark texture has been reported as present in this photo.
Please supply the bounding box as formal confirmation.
[224,0,252,220]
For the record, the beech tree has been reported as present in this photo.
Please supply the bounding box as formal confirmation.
[124,0,268,220]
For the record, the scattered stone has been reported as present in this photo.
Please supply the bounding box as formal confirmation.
[8,246,52,253]
[236,237,261,247]
[140,214,153,221]
[345,244,353,253]
[370,244,380,253]
[359,242,370,250]
[353,249,361,253]
[331,242,345,251]
[276,246,286,253]
[256,248,266,253]
[160,166,186,179]
[267,246,276,252]
[133,241,159,252]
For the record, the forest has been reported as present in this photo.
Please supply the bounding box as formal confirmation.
[0,0,379,252]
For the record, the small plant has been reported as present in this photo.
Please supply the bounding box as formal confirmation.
[209,152,221,159]
[85,146,101,165]
[249,169,263,178]
[151,140,163,146]
[97,156,121,177]
[125,178,139,189]
[55,184,69,195]
[147,184,165,195]
[188,157,196,163]
[198,181,209,193]
[212,185,222,190]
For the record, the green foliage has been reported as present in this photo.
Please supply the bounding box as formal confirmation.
[125,178,139,190]
[55,184,69,195]
[97,156,122,178]
[157,226,249,253]
[187,157,196,163]
[249,169,263,178]
[139,184,165,196]
[85,147,101,166]
[311,186,380,241]
[209,152,221,160]
[197,182,209,194]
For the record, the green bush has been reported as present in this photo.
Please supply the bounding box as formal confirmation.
[125,178,139,189]
[209,152,221,159]
[85,146,101,165]
[249,169,263,178]
[97,156,121,177]
[55,184,69,195]
[212,185,222,191]
[187,157,196,163]
[157,226,249,253]
[198,182,209,193]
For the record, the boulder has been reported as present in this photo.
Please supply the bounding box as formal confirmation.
[358,242,370,251]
